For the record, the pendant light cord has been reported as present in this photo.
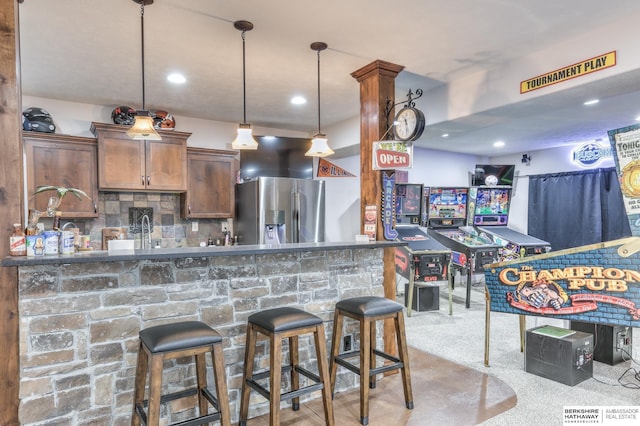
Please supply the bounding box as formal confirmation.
[241,29,247,124]
[139,2,146,110]
[316,48,321,134]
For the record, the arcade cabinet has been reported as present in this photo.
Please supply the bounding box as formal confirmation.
[426,187,501,308]
[469,186,551,261]
[394,184,451,315]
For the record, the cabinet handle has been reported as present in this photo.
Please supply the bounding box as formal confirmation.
[94,203,97,214]
[188,205,191,214]
[147,176,150,186]
[141,175,145,185]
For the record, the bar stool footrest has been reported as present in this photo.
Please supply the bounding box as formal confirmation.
[246,365,326,403]
[135,387,223,426]
[334,349,404,377]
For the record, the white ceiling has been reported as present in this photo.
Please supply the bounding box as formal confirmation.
[17,0,640,157]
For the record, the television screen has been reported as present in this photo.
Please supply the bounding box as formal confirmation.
[428,187,468,220]
[472,187,511,226]
[240,136,313,181]
[472,164,515,186]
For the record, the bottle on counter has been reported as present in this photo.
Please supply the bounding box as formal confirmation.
[53,211,62,231]
[9,223,27,256]
[207,235,214,246]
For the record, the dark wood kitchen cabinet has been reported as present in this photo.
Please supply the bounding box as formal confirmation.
[180,147,238,218]
[24,132,99,218]
[91,122,190,192]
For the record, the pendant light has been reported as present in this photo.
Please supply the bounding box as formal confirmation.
[306,42,334,157]
[126,0,161,141]
[232,20,259,150]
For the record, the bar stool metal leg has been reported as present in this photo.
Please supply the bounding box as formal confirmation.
[289,335,300,411]
[329,309,343,395]
[132,341,148,426]
[359,316,371,425]
[395,310,414,408]
[269,333,283,425]
[239,324,257,426]
[314,322,335,425]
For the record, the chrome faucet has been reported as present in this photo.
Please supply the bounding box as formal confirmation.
[140,214,151,250]
[62,222,77,231]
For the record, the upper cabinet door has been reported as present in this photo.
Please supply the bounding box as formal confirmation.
[181,147,238,218]
[145,136,188,191]
[98,135,146,191]
[24,133,99,218]
[92,122,190,192]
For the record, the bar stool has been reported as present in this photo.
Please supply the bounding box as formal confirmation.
[239,306,335,426]
[131,321,230,426]
[329,296,414,425]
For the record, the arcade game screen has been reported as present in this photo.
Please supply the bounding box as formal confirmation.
[428,187,468,220]
[395,183,423,224]
[473,187,511,223]
[396,184,422,216]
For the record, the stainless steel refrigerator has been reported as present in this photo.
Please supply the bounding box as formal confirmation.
[235,177,325,244]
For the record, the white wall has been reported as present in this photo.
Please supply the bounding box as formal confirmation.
[490,145,615,233]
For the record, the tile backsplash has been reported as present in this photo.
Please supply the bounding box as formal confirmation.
[44,192,231,249]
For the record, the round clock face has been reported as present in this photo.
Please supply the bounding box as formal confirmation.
[394,107,425,141]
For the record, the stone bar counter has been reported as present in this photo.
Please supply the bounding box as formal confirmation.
[2,240,403,425]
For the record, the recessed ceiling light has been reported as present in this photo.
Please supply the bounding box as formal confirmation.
[291,96,306,105]
[441,133,449,138]
[167,73,186,84]
[583,99,599,105]
[493,141,505,147]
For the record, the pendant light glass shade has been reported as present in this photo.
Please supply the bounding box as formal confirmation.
[232,123,258,150]
[306,133,334,157]
[306,42,333,157]
[126,111,161,140]
[232,20,258,150]
[128,0,161,141]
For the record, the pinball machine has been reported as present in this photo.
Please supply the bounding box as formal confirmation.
[425,187,501,308]
[468,186,551,261]
[394,183,451,315]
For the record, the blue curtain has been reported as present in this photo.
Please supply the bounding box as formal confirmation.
[528,168,630,251]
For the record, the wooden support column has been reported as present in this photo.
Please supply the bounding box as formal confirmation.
[351,60,404,362]
[0,0,23,424]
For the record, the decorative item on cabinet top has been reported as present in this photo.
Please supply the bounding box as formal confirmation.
[90,122,191,192]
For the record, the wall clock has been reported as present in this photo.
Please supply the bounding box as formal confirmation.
[393,106,425,142]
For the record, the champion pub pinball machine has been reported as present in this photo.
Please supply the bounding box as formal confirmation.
[393,183,451,315]
[426,187,501,308]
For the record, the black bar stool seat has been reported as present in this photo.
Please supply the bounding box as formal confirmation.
[330,296,414,425]
[132,321,231,426]
[239,307,335,426]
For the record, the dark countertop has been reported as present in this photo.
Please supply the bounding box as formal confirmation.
[1,240,405,267]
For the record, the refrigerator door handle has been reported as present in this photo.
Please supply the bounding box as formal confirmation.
[292,191,300,243]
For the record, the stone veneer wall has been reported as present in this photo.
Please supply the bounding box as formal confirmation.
[17,248,385,425]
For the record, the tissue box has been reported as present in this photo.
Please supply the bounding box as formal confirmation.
[107,239,135,252]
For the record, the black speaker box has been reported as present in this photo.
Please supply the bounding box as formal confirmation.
[404,283,439,312]
[570,321,633,365]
